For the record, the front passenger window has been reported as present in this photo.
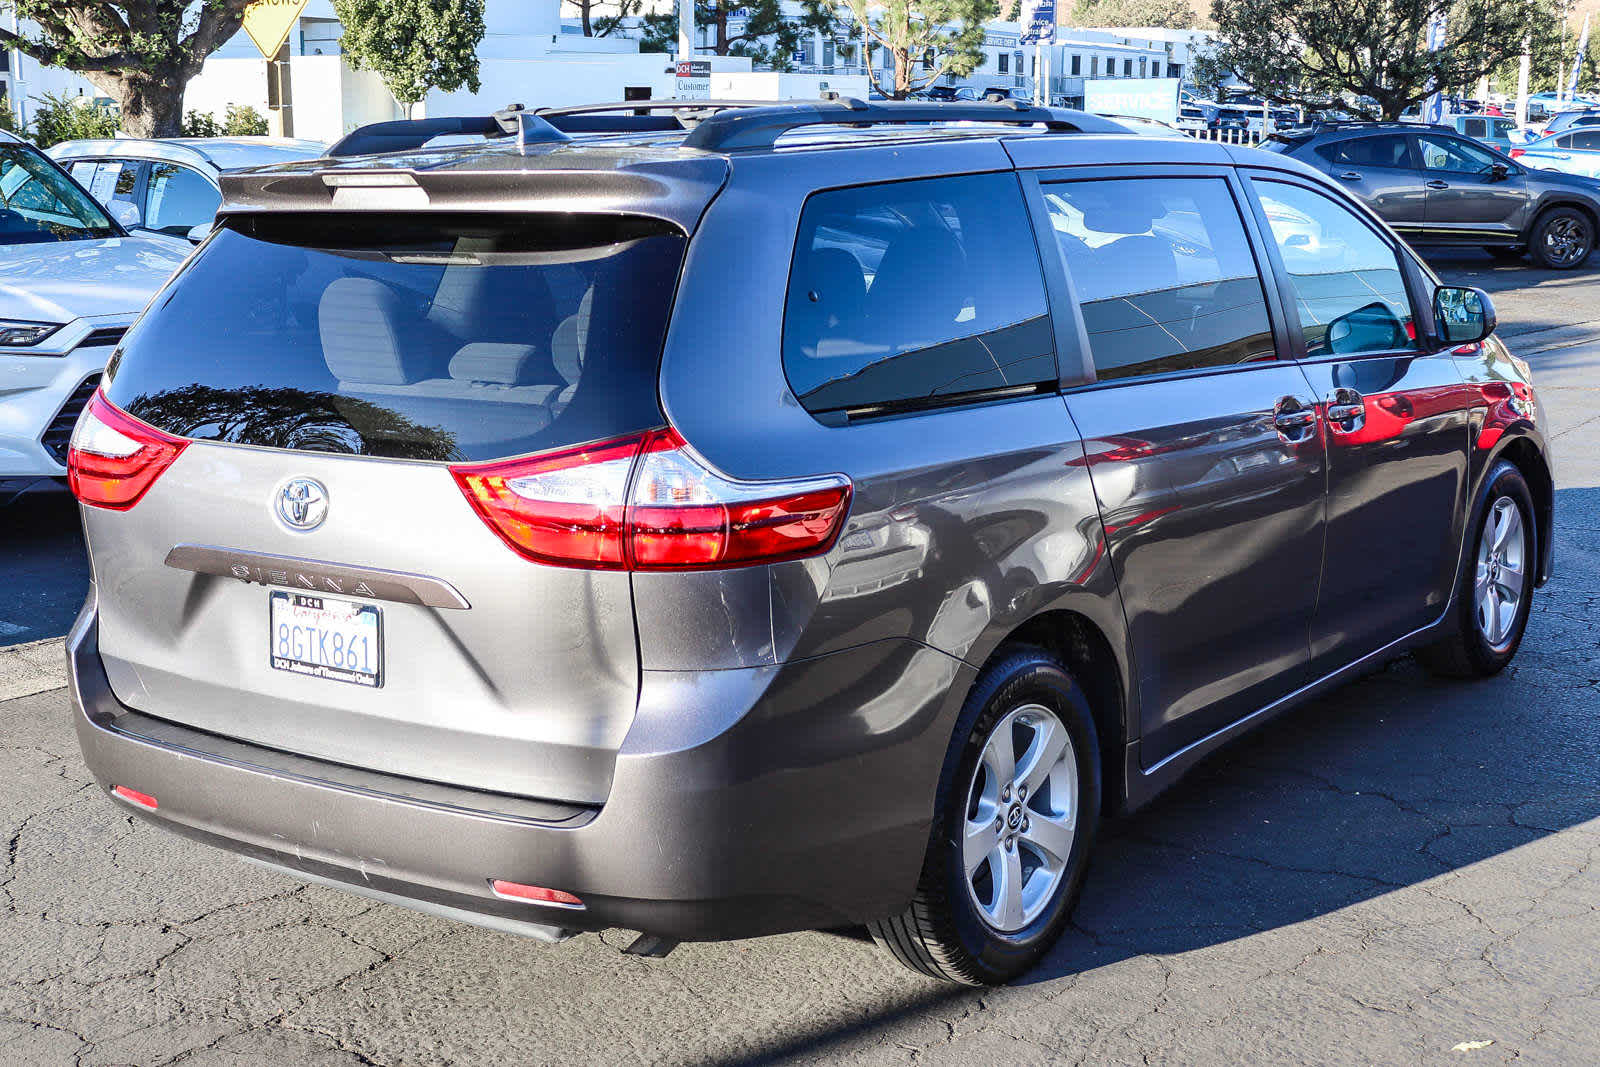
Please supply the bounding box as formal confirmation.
[1253,180,1418,358]
[1417,135,1502,175]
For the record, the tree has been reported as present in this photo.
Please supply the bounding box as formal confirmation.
[1205,0,1559,120]
[563,0,638,38]
[830,0,1000,97]
[1072,0,1204,29]
[0,0,255,138]
[637,0,832,67]
[332,0,487,114]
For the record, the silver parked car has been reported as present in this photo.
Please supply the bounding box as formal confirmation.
[0,131,188,506]
[46,137,325,240]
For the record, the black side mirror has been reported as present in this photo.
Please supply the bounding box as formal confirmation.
[1489,161,1511,181]
[1434,285,1497,345]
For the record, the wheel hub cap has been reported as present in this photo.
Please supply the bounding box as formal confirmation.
[962,704,1078,933]
[1475,497,1526,650]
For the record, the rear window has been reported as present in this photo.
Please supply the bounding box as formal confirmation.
[106,213,685,462]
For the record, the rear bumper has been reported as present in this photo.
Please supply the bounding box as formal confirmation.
[68,598,973,942]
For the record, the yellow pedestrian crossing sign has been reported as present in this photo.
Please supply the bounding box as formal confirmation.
[242,0,311,61]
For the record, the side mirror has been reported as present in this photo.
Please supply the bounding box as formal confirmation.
[186,222,214,245]
[108,200,142,230]
[1434,285,1497,345]
[1490,161,1511,181]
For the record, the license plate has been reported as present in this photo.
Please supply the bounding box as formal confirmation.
[269,592,382,688]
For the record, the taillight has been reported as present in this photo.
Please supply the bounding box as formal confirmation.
[1510,147,1526,159]
[68,390,188,510]
[450,428,851,571]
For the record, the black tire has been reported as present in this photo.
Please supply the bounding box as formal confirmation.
[868,647,1101,985]
[1528,207,1595,269]
[1417,461,1537,678]
[1483,244,1526,261]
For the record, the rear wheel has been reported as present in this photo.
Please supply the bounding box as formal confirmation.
[1528,207,1594,269]
[869,648,1101,985]
[1418,461,1536,677]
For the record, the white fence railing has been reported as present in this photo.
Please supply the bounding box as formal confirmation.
[1185,127,1269,146]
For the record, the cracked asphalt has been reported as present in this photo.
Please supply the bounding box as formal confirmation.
[3,258,1599,1065]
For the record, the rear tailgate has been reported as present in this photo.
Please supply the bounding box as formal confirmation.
[85,209,690,804]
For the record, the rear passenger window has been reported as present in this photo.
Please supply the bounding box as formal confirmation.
[1041,177,1275,381]
[1314,135,1413,169]
[782,173,1055,417]
[1571,130,1600,151]
[1252,180,1418,358]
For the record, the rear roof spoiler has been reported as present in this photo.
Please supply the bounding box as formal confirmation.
[326,105,569,158]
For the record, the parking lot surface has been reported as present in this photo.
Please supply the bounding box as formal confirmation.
[1,253,1598,1064]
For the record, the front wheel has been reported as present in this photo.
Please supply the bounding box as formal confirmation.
[1529,207,1594,269]
[868,648,1101,985]
[1418,461,1537,677]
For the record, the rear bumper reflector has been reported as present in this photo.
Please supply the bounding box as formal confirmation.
[112,785,159,810]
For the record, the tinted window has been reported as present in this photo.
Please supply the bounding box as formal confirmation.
[1316,135,1413,169]
[1253,181,1417,358]
[145,164,221,236]
[106,213,685,462]
[1571,130,1600,151]
[0,146,116,243]
[782,173,1055,417]
[1463,118,1487,138]
[1418,135,1501,174]
[1042,177,1275,381]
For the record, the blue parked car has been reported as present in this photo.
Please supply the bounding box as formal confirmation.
[1512,127,1600,180]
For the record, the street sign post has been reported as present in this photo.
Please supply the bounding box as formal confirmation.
[243,0,309,137]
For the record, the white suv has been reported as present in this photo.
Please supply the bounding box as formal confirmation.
[0,131,188,505]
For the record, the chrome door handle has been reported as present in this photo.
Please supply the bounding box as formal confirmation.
[1326,387,1366,434]
[1273,398,1318,443]
[1336,171,1363,181]
[1425,179,1450,189]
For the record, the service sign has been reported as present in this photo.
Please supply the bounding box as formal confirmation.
[242,0,310,61]
[676,59,711,100]
[1020,0,1056,45]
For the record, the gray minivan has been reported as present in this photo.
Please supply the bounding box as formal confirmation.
[66,101,1553,985]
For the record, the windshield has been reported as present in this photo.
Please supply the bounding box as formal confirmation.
[0,145,117,243]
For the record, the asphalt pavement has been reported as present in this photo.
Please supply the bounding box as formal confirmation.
[1,252,1598,1064]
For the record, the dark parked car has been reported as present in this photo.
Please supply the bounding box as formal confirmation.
[67,101,1552,986]
[1266,121,1600,268]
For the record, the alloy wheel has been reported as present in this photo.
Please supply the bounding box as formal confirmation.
[1475,496,1526,650]
[962,703,1078,932]
[1542,216,1591,267]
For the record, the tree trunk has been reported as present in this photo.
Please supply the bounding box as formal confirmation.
[893,44,911,98]
[89,69,188,139]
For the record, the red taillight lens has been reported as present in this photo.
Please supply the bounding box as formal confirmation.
[111,785,158,810]
[68,391,188,510]
[1510,147,1526,159]
[450,435,642,568]
[490,880,583,907]
[628,429,851,570]
[449,429,851,571]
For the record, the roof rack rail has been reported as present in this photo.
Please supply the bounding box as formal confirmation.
[679,99,1128,152]
[326,104,568,158]
[534,99,770,135]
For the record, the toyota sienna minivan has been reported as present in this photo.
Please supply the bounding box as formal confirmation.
[66,100,1553,985]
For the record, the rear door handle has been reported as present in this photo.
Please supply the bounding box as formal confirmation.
[1336,171,1363,181]
[1273,397,1318,443]
[1425,179,1450,189]
[1326,388,1366,434]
